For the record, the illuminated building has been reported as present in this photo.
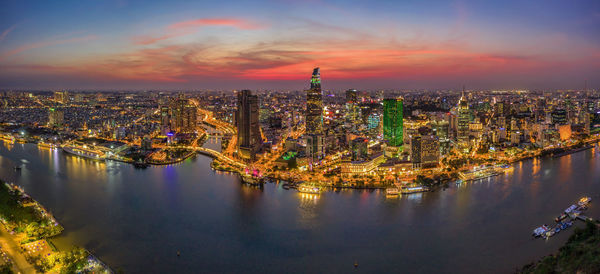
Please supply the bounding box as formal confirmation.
[558,124,572,140]
[551,109,568,125]
[345,89,359,131]
[48,108,64,127]
[351,137,368,161]
[305,134,324,165]
[420,135,439,168]
[53,91,69,104]
[236,90,261,161]
[306,67,323,135]
[340,153,384,175]
[457,92,470,146]
[305,68,324,165]
[383,98,403,147]
[160,106,170,135]
[170,97,197,133]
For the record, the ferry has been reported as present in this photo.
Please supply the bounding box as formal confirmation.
[385,187,399,196]
[401,186,429,194]
[298,183,322,194]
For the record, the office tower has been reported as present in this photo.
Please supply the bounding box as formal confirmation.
[457,92,470,145]
[351,137,368,161]
[345,89,359,131]
[411,136,421,168]
[170,97,197,133]
[551,109,568,125]
[236,90,261,161]
[420,135,440,168]
[160,106,170,135]
[383,98,404,147]
[48,108,64,127]
[305,133,324,165]
[306,67,323,135]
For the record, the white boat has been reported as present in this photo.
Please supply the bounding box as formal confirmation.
[298,184,322,194]
[385,188,399,195]
[62,146,106,161]
[578,196,592,207]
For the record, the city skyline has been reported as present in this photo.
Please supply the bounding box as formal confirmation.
[1,0,599,90]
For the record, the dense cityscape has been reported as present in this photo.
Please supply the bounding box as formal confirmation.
[1,0,600,273]
[1,67,600,188]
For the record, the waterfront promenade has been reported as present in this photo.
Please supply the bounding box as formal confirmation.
[0,224,35,273]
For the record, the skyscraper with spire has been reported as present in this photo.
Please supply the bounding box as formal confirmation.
[457,90,470,146]
[305,67,324,166]
[306,67,323,135]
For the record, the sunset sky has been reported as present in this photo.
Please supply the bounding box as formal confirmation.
[1,0,599,90]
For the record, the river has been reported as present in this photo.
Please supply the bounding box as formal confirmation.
[0,140,598,273]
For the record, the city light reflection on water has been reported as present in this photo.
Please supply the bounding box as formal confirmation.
[0,142,597,273]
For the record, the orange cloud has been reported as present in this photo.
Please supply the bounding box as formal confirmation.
[133,18,259,45]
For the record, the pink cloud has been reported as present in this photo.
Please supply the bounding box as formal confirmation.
[1,34,97,60]
[0,25,16,43]
[133,18,259,45]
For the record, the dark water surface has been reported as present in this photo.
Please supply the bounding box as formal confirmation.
[0,141,598,273]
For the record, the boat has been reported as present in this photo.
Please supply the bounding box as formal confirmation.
[62,146,106,161]
[532,225,550,237]
[401,186,429,194]
[544,229,555,238]
[555,213,567,222]
[578,196,592,207]
[554,227,561,233]
[298,183,322,194]
[385,187,399,195]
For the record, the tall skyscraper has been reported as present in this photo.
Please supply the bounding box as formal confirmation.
[305,68,325,166]
[457,92,470,145]
[383,98,404,147]
[170,97,197,133]
[345,89,360,131]
[306,67,323,135]
[48,108,64,127]
[236,90,261,161]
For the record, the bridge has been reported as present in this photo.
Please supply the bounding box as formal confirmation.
[185,146,246,169]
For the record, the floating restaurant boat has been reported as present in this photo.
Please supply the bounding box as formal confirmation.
[385,187,399,195]
[401,186,429,194]
[298,183,322,194]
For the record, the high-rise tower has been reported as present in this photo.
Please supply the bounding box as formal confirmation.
[236,90,261,161]
[457,91,470,145]
[306,67,323,135]
[383,98,404,147]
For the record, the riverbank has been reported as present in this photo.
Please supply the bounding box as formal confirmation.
[0,181,112,273]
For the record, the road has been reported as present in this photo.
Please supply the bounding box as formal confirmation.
[0,224,36,274]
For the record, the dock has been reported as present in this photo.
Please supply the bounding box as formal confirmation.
[532,196,593,240]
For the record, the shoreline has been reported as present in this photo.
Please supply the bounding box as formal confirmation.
[0,181,113,273]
